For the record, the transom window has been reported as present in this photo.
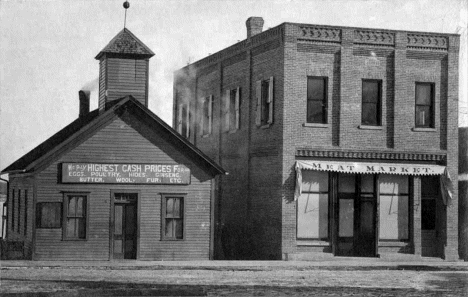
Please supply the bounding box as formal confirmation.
[362,80,382,126]
[307,77,327,124]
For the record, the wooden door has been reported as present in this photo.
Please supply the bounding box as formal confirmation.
[112,193,137,260]
[335,174,377,257]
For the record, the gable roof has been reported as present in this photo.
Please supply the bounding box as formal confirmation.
[95,28,155,60]
[2,97,226,176]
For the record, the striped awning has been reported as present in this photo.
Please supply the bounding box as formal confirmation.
[295,160,453,205]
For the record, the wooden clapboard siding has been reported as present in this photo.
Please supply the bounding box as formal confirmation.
[105,58,148,106]
[98,58,107,110]
[34,112,214,260]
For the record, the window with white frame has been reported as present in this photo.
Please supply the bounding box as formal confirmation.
[256,77,274,127]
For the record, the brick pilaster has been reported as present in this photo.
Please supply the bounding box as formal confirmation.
[412,176,422,256]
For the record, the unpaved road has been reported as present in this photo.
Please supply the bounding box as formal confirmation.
[1,267,467,296]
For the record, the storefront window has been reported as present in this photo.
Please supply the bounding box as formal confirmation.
[379,175,409,241]
[297,171,329,240]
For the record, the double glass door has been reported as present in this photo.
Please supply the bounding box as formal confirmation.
[112,193,137,259]
[336,174,377,257]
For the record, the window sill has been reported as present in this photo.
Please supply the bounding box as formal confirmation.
[358,125,383,130]
[62,238,87,241]
[296,240,330,246]
[160,238,185,241]
[412,127,436,132]
[378,241,409,247]
[201,134,211,138]
[303,123,328,128]
[260,124,271,129]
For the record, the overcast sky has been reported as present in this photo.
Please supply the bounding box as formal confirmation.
[0,0,467,172]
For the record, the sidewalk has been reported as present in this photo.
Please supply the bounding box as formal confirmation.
[2,258,468,271]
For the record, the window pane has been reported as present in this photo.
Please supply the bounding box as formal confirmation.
[230,90,236,130]
[68,197,76,216]
[416,84,432,105]
[379,175,409,195]
[307,101,325,123]
[362,103,378,125]
[78,218,86,239]
[76,197,84,217]
[175,219,184,239]
[361,174,374,193]
[338,174,355,193]
[362,81,379,103]
[339,199,354,237]
[307,78,325,101]
[67,218,77,238]
[165,219,174,237]
[166,198,174,218]
[302,171,328,192]
[297,193,328,239]
[415,106,431,127]
[379,195,409,240]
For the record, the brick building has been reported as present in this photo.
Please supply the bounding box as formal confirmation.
[2,28,225,260]
[174,18,462,260]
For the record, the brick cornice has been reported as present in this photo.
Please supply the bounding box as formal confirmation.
[296,149,446,162]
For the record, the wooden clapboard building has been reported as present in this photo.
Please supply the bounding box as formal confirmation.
[1,28,225,260]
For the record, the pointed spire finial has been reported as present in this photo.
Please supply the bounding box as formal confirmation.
[123,1,130,28]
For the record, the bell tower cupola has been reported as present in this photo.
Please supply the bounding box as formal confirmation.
[95,28,155,110]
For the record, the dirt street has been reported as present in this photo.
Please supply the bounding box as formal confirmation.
[1,266,468,296]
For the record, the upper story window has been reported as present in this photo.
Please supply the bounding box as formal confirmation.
[256,77,274,127]
[177,102,190,138]
[362,80,382,126]
[223,88,240,132]
[307,77,327,124]
[415,83,434,128]
[200,95,213,136]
